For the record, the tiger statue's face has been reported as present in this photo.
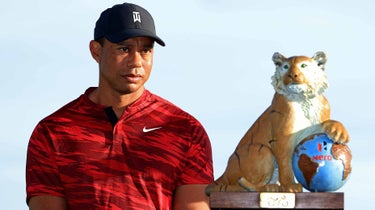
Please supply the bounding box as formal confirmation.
[271,51,328,101]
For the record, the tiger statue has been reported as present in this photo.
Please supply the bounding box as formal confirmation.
[206,51,350,194]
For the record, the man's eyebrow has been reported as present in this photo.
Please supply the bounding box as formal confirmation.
[145,43,155,48]
[116,41,155,48]
[116,41,132,46]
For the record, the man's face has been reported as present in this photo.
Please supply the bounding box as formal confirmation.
[92,37,154,96]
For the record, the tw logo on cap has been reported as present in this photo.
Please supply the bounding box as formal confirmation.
[132,11,141,23]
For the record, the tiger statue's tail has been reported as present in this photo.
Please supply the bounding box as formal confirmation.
[205,175,278,196]
[205,176,249,196]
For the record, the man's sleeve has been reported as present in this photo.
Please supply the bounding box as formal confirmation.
[178,121,214,185]
[26,123,65,204]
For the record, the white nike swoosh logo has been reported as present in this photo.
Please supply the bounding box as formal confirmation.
[142,126,162,132]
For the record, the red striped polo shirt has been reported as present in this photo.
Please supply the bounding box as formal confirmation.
[26,88,213,210]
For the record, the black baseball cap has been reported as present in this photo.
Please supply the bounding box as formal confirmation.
[94,3,165,46]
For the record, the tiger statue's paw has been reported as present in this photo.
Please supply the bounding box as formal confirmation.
[280,183,303,192]
[260,184,281,192]
[238,178,281,192]
[322,120,350,144]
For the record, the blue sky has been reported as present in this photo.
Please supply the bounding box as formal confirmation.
[1,0,374,209]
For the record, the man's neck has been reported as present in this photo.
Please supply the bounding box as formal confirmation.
[89,87,145,118]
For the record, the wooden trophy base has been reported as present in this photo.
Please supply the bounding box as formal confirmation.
[210,192,344,210]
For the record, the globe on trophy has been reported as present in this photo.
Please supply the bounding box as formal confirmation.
[292,133,352,192]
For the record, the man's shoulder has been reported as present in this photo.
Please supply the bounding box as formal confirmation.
[147,91,191,117]
[146,91,204,129]
[40,90,96,124]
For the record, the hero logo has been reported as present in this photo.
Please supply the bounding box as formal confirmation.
[311,141,333,161]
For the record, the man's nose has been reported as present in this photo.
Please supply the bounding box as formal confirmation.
[128,51,142,67]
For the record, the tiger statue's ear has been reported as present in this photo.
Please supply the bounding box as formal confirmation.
[312,51,327,70]
[272,52,286,67]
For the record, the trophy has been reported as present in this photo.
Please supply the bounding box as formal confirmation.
[206,52,351,209]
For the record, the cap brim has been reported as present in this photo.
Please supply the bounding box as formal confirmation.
[106,29,165,46]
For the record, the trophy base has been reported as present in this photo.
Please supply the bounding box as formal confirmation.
[210,192,344,210]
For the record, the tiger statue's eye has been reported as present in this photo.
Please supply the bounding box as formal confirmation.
[301,63,308,68]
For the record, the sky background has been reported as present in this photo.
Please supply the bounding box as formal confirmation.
[1,0,374,209]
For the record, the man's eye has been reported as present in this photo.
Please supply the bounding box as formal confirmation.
[119,47,129,52]
[142,48,153,54]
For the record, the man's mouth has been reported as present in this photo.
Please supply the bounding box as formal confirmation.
[122,74,142,83]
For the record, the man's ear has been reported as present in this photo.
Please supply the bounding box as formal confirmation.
[89,40,102,63]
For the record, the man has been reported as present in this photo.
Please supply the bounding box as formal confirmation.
[26,3,213,210]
